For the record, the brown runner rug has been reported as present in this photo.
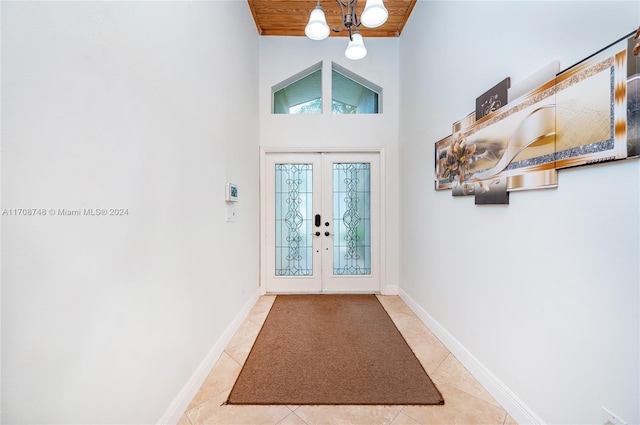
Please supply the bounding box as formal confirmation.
[226,294,444,405]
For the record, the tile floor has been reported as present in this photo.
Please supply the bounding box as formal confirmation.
[179,295,518,425]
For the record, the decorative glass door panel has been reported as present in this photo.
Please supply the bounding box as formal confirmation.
[333,163,371,276]
[265,152,379,293]
[275,164,313,277]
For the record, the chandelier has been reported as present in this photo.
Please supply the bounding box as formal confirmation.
[305,0,389,60]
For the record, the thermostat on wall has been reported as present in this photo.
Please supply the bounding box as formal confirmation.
[225,183,238,202]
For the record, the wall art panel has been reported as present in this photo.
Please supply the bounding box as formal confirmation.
[434,30,640,204]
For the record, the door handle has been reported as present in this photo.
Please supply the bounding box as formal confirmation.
[315,231,321,237]
[315,214,321,227]
[324,231,332,237]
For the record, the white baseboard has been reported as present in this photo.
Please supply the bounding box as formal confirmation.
[157,288,261,425]
[398,288,545,425]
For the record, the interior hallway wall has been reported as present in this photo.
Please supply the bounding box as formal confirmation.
[1,2,259,423]
[399,2,639,424]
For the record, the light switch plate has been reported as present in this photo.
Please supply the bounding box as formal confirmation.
[226,203,236,222]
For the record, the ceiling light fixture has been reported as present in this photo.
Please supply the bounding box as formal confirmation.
[304,0,388,60]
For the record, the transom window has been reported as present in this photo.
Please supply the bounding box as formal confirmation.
[273,63,322,114]
[331,63,380,114]
[272,62,382,115]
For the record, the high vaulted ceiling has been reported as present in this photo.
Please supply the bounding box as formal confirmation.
[247,0,417,38]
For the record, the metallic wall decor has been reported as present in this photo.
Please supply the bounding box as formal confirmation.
[627,31,640,157]
[475,77,511,120]
[435,30,639,205]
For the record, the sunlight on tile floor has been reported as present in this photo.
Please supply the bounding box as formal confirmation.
[179,295,518,425]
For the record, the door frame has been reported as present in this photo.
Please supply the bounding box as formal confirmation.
[260,147,386,295]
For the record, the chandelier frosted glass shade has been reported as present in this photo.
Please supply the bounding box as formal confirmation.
[305,6,330,40]
[304,0,387,60]
[361,0,389,28]
[345,33,367,60]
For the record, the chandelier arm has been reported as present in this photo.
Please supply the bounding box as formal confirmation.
[331,0,347,33]
[348,0,361,28]
[331,0,362,34]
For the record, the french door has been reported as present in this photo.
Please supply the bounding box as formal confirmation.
[264,152,380,293]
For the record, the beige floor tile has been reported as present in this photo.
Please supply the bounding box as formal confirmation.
[376,295,416,317]
[224,319,262,365]
[276,411,308,425]
[504,414,519,425]
[431,353,502,408]
[177,413,192,425]
[188,352,243,410]
[294,405,402,425]
[390,314,437,342]
[186,390,292,425]
[184,295,514,425]
[378,296,449,374]
[402,383,506,425]
[383,305,448,357]
[401,329,450,375]
[389,412,421,425]
[247,295,277,326]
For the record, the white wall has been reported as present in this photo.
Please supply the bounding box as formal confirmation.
[259,36,401,292]
[1,2,259,423]
[399,2,639,424]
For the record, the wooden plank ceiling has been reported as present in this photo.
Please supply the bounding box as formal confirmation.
[247,0,417,38]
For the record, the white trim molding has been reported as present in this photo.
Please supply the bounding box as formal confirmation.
[398,288,545,425]
[157,289,261,425]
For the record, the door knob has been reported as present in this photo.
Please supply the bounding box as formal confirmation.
[315,231,321,236]
[325,231,331,236]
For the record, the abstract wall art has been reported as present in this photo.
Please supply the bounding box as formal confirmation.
[435,29,640,205]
